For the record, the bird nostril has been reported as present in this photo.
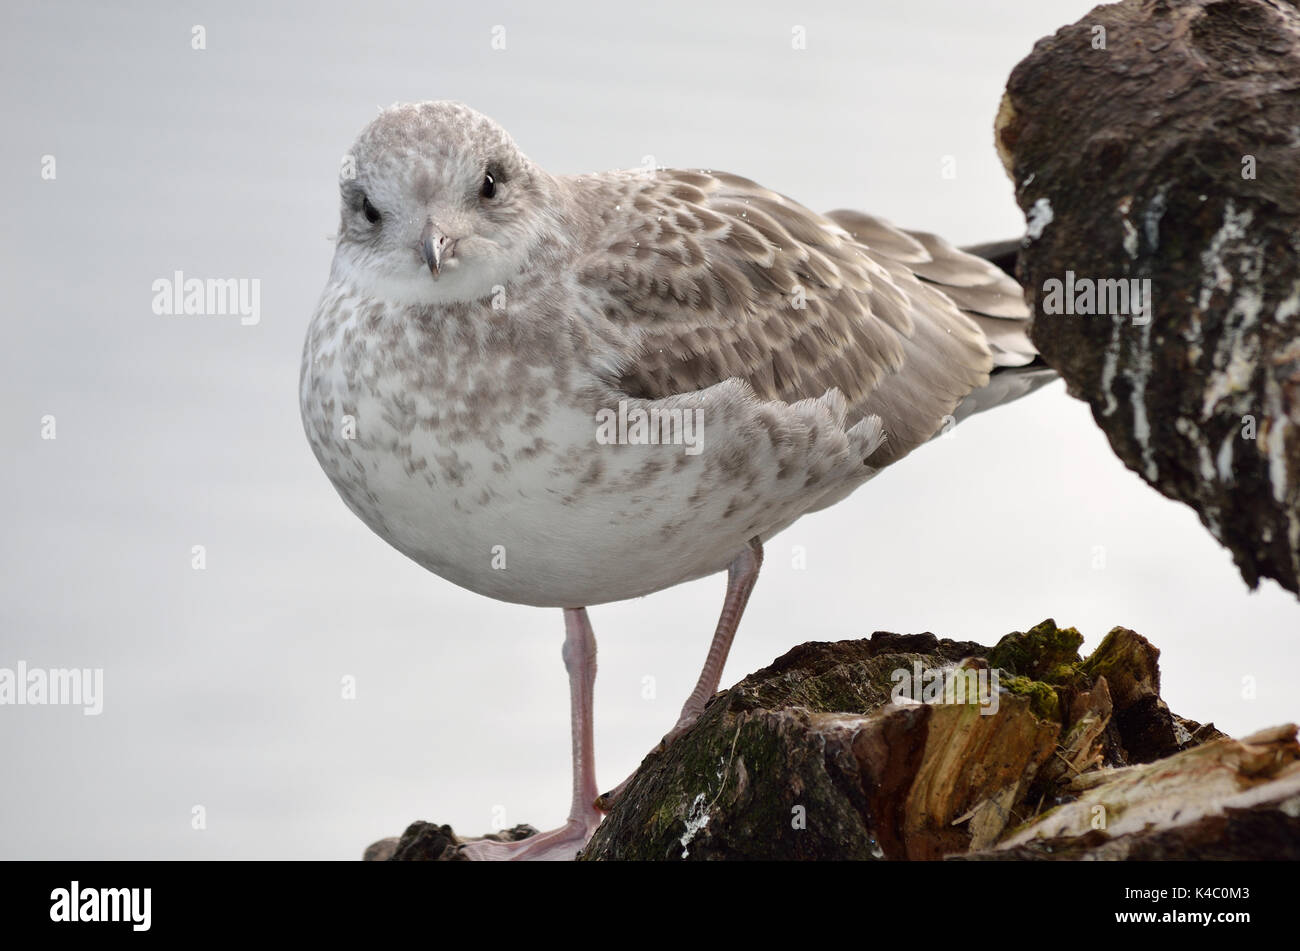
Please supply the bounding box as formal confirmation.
[420,224,458,278]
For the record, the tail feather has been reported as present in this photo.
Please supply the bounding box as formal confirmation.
[824,210,1055,426]
[949,235,1057,421]
[906,228,1038,368]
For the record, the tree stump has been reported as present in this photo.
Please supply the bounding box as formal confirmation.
[367,622,1300,860]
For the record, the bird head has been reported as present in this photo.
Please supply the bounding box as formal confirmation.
[331,101,556,305]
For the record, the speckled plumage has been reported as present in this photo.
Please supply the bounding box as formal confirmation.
[300,102,1040,610]
[299,100,1053,859]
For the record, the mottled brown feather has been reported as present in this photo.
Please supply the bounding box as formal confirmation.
[577,169,1029,467]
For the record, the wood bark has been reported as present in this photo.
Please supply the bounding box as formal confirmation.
[996,0,1300,596]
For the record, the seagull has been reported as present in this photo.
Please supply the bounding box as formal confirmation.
[300,101,1052,860]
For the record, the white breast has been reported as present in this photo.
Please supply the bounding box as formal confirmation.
[300,284,884,608]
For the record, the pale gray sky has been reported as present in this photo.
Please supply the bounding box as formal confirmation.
[2,0,1295,859]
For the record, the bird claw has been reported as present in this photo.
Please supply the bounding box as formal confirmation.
[594,716,700,813]
[457,816,600,861]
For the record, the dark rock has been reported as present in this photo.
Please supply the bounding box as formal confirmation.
[388,822,466,861]
[362,837,399,862]
[365,820,539,862]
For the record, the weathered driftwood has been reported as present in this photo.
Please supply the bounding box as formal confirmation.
[995,0,1300,596]
[366,621,1298,860]
[965,724,1300,860]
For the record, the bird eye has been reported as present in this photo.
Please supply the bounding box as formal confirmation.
[480,173,496,199]
[362,195,382,224]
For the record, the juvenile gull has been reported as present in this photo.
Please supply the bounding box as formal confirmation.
[300,101,1052,860]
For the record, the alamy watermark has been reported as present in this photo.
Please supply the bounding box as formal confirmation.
[1040,271,1152,325]
[0,662,103,715]
[151,271,260,325]
[891,662,1000,715]
[50,881,150,932]
[595,400,704,455]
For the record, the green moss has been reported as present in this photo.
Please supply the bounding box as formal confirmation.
[1043,662,1087,690]
[988,619,1085,682]
[1002,674,1062,722]
[740,659,898,715]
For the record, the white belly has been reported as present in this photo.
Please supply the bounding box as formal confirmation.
[300,287,882,608]
[303,297,746,607]
[306,401,738,606]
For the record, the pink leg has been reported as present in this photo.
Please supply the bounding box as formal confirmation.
[597,538,764,811]
[670,538,764,735]
[460,607,602,860]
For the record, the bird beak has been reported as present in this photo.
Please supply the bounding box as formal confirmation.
[420,221,456,280]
